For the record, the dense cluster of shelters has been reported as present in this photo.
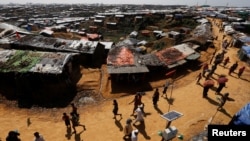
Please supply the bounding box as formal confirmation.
[0,3,249,107]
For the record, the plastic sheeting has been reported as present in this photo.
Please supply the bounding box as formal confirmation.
[230,103,250,125]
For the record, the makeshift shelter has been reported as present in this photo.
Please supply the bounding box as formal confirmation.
[224,25,236,35]
[229,102,250,125]
[106,46,149,83]
[238,36,250,46]
[183,23,213,50]
[0,49,80,107]
[12,35,105,68]
[116,38,141,47]
[238,45,250,61]
[140,43,200,69]
[231,32,248,48]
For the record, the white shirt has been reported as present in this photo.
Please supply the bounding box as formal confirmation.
[135,108,144,121]
[34,136,45,141]
[131,130,138,141]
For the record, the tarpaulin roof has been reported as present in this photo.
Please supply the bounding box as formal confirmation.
[13,35,100,54]
[0,49,78,74]
[107,46,149,74]
[191,23,213,40]
[242,46,250,57]
[155,43,200,66]
[239,36,250,43]
[231,103,250,125]
[0,22,31,37]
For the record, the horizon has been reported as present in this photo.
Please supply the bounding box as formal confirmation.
[0,0,250,7]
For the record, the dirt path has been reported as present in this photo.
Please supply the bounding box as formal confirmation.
[0,18,250,141]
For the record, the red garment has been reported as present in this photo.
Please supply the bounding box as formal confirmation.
[239,66,245,73]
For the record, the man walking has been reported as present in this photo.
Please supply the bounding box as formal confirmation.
[123,118,133,140]
[70,112,86,133]
[228,62,238,75]
[62,113,71,129]
[215,75,228,95]
[162,80,170,98]
[152,88,160,106]
[238,66,245,78]
[133,107,144,125]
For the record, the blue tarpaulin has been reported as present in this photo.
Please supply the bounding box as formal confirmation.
[242,46,250,57]
[230,103,250,125]
[239,36,250,43]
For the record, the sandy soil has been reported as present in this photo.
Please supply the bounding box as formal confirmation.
[0,18,250,141]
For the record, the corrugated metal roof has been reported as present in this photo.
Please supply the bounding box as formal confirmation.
[14,35,99,54]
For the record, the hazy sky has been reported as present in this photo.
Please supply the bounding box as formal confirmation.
[0,0,249,7]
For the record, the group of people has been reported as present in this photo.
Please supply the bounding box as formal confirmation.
[198,50,246,110]
[62,103,86,134]
[6,130,45,141]
[119,92,144,141]
[120,80,173,141]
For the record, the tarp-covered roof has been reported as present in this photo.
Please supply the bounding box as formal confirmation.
[0,49,77,74]
[116,38,141,47]
[156,43,199,65]
[242,46,250,57]
[155,47,186,65]
[231,103,250,125]
[0,22,31,37]
[239,36,250,44]
[183,23,213,45]
[13,35,100,54]
[106,46,149,74]
[190,23,213,41]
[140,43,200,68]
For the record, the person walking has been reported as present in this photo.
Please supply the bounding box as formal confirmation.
[70,103,79,117]
[133,107,144,125]
[131,129,139,141]
[237,66,246,78]
[123,118,133,140]
[201,62,209,77]
[202,78,214,98]
[112,99,122,119]
[206,64,217,78]
[70,112,86,134]
[62,113,71,129]
[152,88,160,106]
[196,72,202,84]
[33,132,45,141]
[228,61,238,75]
[217,93,230,110]
[223,57,230,68]
[129,93,142,116]
[215,75,228,95]
[162,80,170,98]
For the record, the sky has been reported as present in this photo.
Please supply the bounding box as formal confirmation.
[0,0,249,7]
